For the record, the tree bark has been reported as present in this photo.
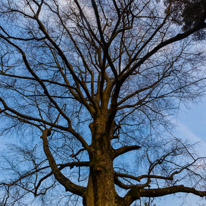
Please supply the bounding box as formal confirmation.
[83,154,124,206]
[83,116,126,206]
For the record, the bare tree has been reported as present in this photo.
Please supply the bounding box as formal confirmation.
[0,0,206,205]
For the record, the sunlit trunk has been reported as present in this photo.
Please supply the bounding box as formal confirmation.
[83,117,126,206]
[83,153,123,206]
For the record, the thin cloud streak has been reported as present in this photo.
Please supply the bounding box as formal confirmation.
[176,120,206,156]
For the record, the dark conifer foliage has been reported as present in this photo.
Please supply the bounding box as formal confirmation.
[164,0,206,39]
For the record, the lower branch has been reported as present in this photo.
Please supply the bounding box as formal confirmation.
[124,185,206,205]
[41,129,85,196]
[114,145,141,159]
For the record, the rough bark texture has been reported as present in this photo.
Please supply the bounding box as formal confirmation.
[83,155,122,206]
[82,115,125,206]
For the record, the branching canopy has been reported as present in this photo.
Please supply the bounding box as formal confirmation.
[0,0,206,205]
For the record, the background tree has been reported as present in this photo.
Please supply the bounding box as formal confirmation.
[164,0,206,39]
[0,0,206,205]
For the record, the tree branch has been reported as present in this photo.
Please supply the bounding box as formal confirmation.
[120,22,206,83]
[34,16,96,115]
[40,129,85,196]
[114,145,141,159]
[125,185,206,205]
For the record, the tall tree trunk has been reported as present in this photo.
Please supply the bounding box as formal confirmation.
[83,117,126,206]
[83,155,122,206]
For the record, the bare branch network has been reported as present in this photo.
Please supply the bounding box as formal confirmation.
[0,0,206,205]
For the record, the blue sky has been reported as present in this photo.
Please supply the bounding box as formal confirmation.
[156,99,206,206]
[177,101,206,157]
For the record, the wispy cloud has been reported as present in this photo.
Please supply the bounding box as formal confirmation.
[175,120,206,156]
